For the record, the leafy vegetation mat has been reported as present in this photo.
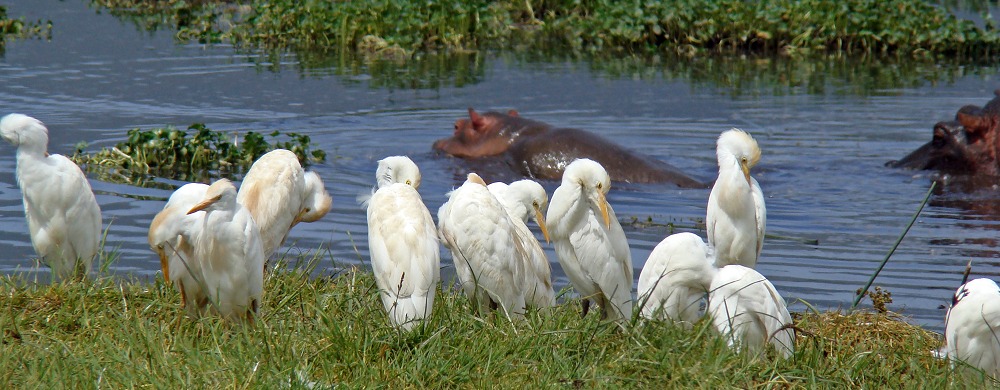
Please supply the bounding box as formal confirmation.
[90,0,1000,59]
[71,124,325,188]
[0,259,995,387]
[0,5,51,47]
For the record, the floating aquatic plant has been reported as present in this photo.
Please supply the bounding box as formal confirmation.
[0,5,52,45]
[72,123,326,186]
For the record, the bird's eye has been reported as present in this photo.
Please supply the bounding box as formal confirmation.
[741,156,748,164]
[532,201,539,208]
[596,183,603,190]
[405,180,412,185]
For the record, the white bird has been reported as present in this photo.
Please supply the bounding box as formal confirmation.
[148,183,209,314]
[637,232,715,326]
[706,128,765,268]
[944,278,1000,377]
[237,149,332,259]
[547,158,633,322]
[184,179,265,321]
[365,156,440,330]
[708,264,794,358]
[487,180,556,309]
[440,173,528,319]
[0,114,102,281]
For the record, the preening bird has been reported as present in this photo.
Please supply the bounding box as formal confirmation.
[708,264,794,358]
[183,179,265,321]
[706,128,765,268]
[440,173,528,319]
[945,278,1000,377]
[237,149,332,259]
[487,180,556,309]
[637,232,716,326]
[547,158,633,322]
[0,113,102,281]
[365,156,440,330]
[148,183,209,314]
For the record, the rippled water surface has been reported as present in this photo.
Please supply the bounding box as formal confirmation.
[3,1,1000,331]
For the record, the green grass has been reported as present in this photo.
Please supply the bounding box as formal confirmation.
[0,253,996,388]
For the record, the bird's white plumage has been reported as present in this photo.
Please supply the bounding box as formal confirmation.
[440,173,528,319]
[707,265,794,358]
[184,179,265,321]
[547,159,633,321]
[1,113,102,281]
[637,232,715,325]
[945,278,1000,377]
[487,180,556,308]
[237,149,332,259]
[707,128,765,268]
[366,156,440,330]
[148,183,209,313]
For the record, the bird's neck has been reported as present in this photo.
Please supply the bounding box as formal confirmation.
[15,145,47,160]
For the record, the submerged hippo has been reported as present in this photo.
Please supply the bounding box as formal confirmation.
[889,90,1000,176]
[432,108,706,187]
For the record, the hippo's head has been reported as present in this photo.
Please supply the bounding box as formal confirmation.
[433,108,525,158]
[889,90,1000,177]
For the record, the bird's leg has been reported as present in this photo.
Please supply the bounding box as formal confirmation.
[489,297,499,312]
[581,299,591,317]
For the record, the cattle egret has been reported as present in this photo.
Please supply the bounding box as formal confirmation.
[708,264,794,358]
[944,278,1000,377]
[440,173,528,319]
[148,183,209,314]
[637,232,715,326]
[365,156,440,330]
[0,113,102,281]
[487,180,556,308]
[184,179,265,321]
[237,149,331,259]
[547,159,633,322]
[707,128,765,268]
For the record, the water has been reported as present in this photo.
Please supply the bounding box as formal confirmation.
[3,0,999,332]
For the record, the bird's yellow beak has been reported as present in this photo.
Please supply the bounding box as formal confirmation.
[740,159,752,186]
[598,191,611,228]
[187,195,221,215]
[533,204,551,244]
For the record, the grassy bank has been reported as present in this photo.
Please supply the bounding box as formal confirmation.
[0,257,994,387]
[90,0,1000,59]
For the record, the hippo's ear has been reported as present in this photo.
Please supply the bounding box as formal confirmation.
[957,105,988,134]
[508,109,520,117]
[469,107,488,131]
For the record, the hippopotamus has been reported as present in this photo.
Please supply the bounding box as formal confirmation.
[889,90,1000,176]
[432,108,706,187]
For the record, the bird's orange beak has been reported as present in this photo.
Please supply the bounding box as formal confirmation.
[156,248,170,282]
[292,208,308,227]
[740,159,752,186]
[598,191,611,228]
[533,205,551,244]
[187,195,221,214]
